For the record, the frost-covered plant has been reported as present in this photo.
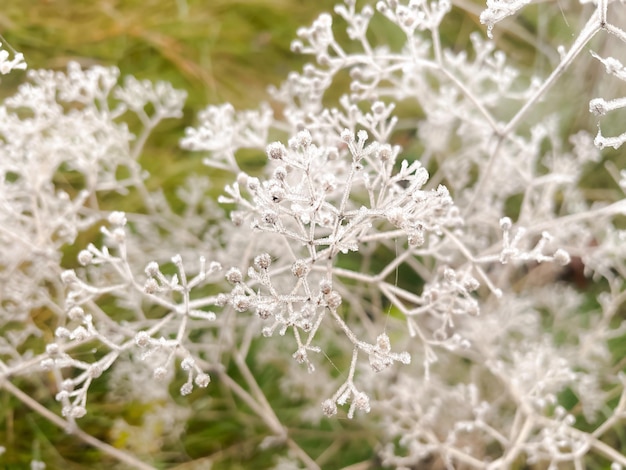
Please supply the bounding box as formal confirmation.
[2,1,626,469]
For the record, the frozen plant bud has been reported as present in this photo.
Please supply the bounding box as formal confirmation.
[195,373,210,388]
[553,249,571,266]
[293,348,307,364]
[377,144,393,162]
[67,306,85,321]
[61,270,78,285]
[88,364,103,378]
[108,211,127,226]
[236,172,249,187]
[135,331,151,348]
[254,253,272,270]
[180,382,193,396]
[111,227,125,243]
[354,392,371,413]
[46,343,60,357]
[216,293,228,307]
[262,210,278,225]
[325,291,342,309]
[144,278,159,294]
[319,279,332,295]
[376,333,391,353]
[70,326,88,341]
[269,183,285,203]
[273,165,287,181]
[225,267,243,284]
[372,101,386,115]
[386,207,404,227]
[266,141,287,160]
[291,259,310,278]
[153,367,168,381]
[407,230,424,247]
[247,176,260,192]
[65,406,87,419]
[231,211,245,226]
[77,250,93,266]
[181,357,195,371]
[232,295,251,312]
[256,303,273,319]
[322,399,337,417]
[321,174,336,193]
[589,98,608,116]
[292,129,312,148]
[145,261,160,277]
[340,128,354,143]
[500,217,512,231]
[463,277,480,292]
[443,268,456,282]
[291,39,304,53]
[55,327,70,339]
[61,379,74,392]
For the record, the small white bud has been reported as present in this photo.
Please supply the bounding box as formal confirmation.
[195,373,210,388]
[180,382,193,396]
[181,357,195,371]
[266,142,287,160]
[61,270,78,285]
[46,343,60,356]
[108,211,127,226]
[499,217,512,231]
[67,306,85,321]
[292,348,307,364]
[319,279,332,295]
[353,392,370,413]
[340,129,354,143]
[254,253,272,270]
[55,327,71,339]
[325,291,342,309]
[111,227,125,243]
[321,399,337,417]
[225,267,243,284]
[153,367,168,381]
[88,365,103,378]
[67,406,87,419]
[145,261,160,277]
[77,250,93,266]
[135,331,151,348]
[232,295,251,312]
[291,259,310,278]
[553,249,571,266]
[443,268,456,282]
[262,210,278,225]
[144,278,159,294]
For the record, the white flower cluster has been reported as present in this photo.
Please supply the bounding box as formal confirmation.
[1,0,626,469]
